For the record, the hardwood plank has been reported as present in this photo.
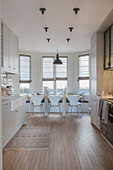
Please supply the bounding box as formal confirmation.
[2,113,113,170]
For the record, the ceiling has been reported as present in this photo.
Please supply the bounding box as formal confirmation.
[1,0,113,53]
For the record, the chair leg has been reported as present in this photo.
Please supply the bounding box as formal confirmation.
[49,106,51,114]
[33,106,34,115]
[80,105,82,117]
[71,106,73,113]
[59,105,61,115]
[40,105,42,114]
[77,106,79,116]
[78,105,82,118]
[40,105,44,115]
[67,104,69,113]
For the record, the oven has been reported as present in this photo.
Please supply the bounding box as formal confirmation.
[100,101,113,146]
[107,104,113,145]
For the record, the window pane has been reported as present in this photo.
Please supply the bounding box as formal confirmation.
[43,58,54,78]
[20,55,31,82]
[43,81,54,90]
[56,58,67,78]
[56,80,67,90]
[42,57,67,92]
[79,80,89,94]
[20,83,30,94]
[79,55,89,77]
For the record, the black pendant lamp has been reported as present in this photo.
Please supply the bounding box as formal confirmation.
[53,49,63,64]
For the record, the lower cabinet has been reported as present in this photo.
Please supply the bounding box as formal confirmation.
[15,107,22,132]
[10,110,17,138]
[90,95,100,129]
[2,102,11,147]
[2,99,26,148]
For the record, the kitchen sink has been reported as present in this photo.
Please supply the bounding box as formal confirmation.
[3,96,19,100]
[11,97,22,111]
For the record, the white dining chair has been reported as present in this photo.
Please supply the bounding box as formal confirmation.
[67,95,82,115]
[30,95,44,114]
[48,95,62,114]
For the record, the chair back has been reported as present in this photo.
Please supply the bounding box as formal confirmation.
[48,95,61,106]
[67,95,80,105]
[31,95,44,106]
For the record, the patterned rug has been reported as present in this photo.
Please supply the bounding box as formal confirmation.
[4,127,50,150]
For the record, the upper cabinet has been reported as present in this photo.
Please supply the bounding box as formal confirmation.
[104,24,113,70]
[1,21,19,74]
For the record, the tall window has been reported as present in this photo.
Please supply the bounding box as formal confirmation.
[78,55,89,94]
[19,54,31,94]
[42,56,67,94]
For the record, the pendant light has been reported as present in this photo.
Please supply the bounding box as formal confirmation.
[53,49,63,64]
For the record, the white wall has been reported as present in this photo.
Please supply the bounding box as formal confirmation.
[20,51,90,94]
[0,0,3,169]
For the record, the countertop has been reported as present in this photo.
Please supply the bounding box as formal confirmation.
[1,95,22,104]
[100,96,113,103]
[101,95,113,99]
[2,98,11,104]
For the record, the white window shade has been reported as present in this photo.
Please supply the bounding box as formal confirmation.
[56,57,67,80]
[20,55,31,83]
[42,56,68,92]
[43,57,54,80]
[79,55,89,78]
[78,55,89,94]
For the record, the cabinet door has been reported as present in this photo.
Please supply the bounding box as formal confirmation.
[90,96,100,129]
[13,35,19,73]
[110,25,113,67]
[10,110,16,138]
[15,108,22,131]
[21,105,26,125]
[9,32,14,71]
[104,29,110,69]
[3,24,10,70]
[1,23,4,67]
[2,102,11,147]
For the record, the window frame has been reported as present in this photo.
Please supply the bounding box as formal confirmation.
[78,54,90,93]
[19,54,32,83]
[42,56,68,91]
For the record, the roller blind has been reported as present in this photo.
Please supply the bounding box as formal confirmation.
[19,55,31,83]
[42,57,54,81]
[78,55,89,80]
[56,57,67,80]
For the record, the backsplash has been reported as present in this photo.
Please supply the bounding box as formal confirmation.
[1,74,13,96]
[102,70,113,95]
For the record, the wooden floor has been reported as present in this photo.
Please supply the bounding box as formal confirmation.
[3,113,113,170]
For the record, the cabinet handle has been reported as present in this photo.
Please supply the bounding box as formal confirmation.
[8,66,11,68]
[16,110,18,112]
[13,68,16,70]
[5,103,8,105]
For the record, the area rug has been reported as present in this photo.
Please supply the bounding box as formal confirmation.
[4,127,50,150]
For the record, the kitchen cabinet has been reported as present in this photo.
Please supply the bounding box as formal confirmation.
[2,102,11,147]
[21,97,26,124]
[3,24,10,70]
[104,24,113,70]
[10,110,17,138]
[1,21,19,74]
[15,107,22,131]
[13,34,19,73]
[9,31,14,71]
[90,32,104,129]
[2,97,26,148]
[90,96,100,129]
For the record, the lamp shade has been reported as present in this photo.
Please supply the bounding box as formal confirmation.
[53,53,63,64]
